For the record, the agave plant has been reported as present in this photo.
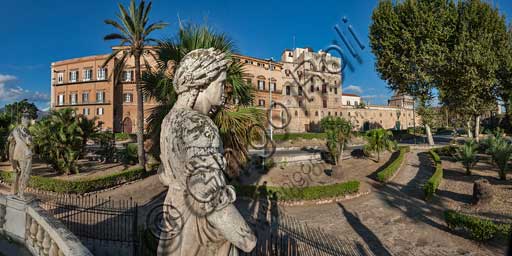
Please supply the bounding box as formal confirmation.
[141,24,262,177]
[456,139,478,175]
[363,128,397,162]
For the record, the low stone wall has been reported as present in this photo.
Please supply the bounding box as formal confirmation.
[0,195,92,256]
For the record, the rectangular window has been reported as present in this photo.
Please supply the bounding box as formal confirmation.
[96,107,104,116]
[83,69,92,81]
[70,93,77,105]
[58,94,64,105]
[122,70,133,82]
[323,99,327,108]
[69,70,78,82]
[258,99,265,107]
[96,91,105,103]
[347,101,351,106]
[298,86,303,96]
[270,82,276,92]
[82,92,89,103]
[83,108,90,116]
[355,101,359,106]
[97,67,107,80]
[334,88,338,94]
[57,72,64,84]
[257,80,265,91]
[124,93,133,103]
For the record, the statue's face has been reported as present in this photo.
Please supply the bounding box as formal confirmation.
[21,117,29,127]
[195,71,227,114]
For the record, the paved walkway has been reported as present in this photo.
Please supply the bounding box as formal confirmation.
[281,150,503,256]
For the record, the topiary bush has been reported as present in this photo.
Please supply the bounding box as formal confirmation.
[424,151,443,200]
[115,132,131,141]
[273,132,327,141]
[376,146,410,182]
[444,210,511,241]
[234,180,360,201]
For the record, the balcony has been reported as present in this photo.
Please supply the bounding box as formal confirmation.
[55,100,111,107]
[53,78,110,86]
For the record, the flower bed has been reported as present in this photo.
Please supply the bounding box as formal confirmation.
[376,146,410,182]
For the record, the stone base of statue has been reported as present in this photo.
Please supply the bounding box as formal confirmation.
[0,195,35,242]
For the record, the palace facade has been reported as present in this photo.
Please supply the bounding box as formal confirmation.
[50,47,419,133]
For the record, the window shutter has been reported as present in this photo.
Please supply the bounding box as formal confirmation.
[104,68,108,79]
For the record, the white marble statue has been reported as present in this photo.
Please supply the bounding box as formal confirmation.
[7,113,33,200]
[157,48,257,256]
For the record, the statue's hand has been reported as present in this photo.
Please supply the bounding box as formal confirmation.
[207,204,257,253]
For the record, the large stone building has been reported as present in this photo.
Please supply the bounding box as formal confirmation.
[50,47,418,133]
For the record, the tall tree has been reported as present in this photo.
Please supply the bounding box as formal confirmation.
[2,99,38,124]
[438,0,507,141]
[370,0,457,145]
[496,27,512,132]
[103,0,167,169]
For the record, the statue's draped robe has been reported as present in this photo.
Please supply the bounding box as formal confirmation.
[157,108,254,256]
[8,126,32,196]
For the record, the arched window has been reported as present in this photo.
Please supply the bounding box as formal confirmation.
[298,86,303,96]
[286,86,291,95]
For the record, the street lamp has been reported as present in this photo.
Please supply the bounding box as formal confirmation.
[266,58,275,141]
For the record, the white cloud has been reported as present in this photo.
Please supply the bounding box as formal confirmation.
[0,74,50,107]
[344,85,363,94]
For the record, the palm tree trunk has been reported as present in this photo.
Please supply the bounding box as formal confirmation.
[466,166,471,175]
[134,52,146,169]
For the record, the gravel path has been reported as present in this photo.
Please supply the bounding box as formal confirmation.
[281,150,504,256]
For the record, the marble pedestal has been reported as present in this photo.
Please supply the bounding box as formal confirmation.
[1,195,34,242]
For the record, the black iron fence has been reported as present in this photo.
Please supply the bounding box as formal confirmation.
[38,193,139,255]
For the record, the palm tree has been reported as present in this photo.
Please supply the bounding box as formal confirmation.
[103,0,168,169]
[77,115,102,155]
[363,128,397,162]
[320,116,352,165]
[142,24,262,177]
[456,139,478,175]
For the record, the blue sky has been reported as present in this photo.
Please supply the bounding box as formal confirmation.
[1,0,511,110]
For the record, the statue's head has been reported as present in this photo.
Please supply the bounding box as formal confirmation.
[20,112,30,127]
[173,48,231,114]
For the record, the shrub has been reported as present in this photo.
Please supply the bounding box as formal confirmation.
[115,132,131,141]
[0,166,152,194]
[273,133,326,141]
[424,151,443,200]
[234,180,359,201]
[376,146,410,182]
[119,143,138,164]
[444,210,511,241]
[432,145,457,157]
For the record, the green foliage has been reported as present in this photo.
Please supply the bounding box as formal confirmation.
[94,132,117,162]
[320,116,352,165]
[0,166,151,194]
[376,146,409,182]
[114,132,131,141]
[455,140,478,175]
[432,145,457,157]
[273,133,326,141]
[444,210,511,241]
[30,108,85,174]
[424,150,443,200]
[489,139,512,181]
[2,99,38,124]
[364,128,397,162]
[118,143,138,164]
[234,180,360,201]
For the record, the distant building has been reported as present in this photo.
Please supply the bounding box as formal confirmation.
[50,47,418,133]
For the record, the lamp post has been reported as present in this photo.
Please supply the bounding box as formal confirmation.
[267,58,275,141]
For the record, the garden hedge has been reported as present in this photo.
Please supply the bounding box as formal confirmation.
[432,145,457,157]
[376,146,410,182]
[424,149,443,200]
[234,180,360,201]
[273,132,326,141]
[444,210,511,241]
[0,166,153,194]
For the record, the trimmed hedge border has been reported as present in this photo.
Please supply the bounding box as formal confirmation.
[424,149,443,200]
[0,166,154,194]
[445,210,511,241]
[234,180,360,202]
[273,132,326,141]
[376,146,410,182]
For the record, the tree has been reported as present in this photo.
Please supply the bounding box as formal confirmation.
[438,0,507,142]
[2,99,38,124]
[30,108,84,174]
[456,139,478,175]
[103,0,168,169]
[320,116,352,166]
[491,140,512,180]
[77,115,102,155]
[363,128,397,162]
[370,0,457,146]
[142,24,262,176]
[496,27,512,132]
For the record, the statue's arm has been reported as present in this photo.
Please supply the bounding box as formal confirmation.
[207,202,257,252]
